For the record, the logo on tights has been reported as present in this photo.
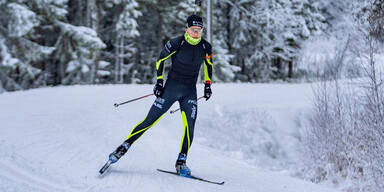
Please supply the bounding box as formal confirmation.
[154,98,165,109]
[188,100,197,105]
[191,105,196,119]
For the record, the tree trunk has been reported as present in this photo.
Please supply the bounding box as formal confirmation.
[226,2,232,54]
[67,0,82,25]
[87,0,100,84]
[0,80,3,93]
[288,60,293,78]
[114,36,120,83]
[76,0,83,26]
[119,36,124,84]
[86,0,93,28]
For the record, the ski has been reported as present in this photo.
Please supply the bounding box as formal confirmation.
[157,169,225,185]
[99,160,112,175]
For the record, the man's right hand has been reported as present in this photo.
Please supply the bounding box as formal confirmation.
[153,79,164,98]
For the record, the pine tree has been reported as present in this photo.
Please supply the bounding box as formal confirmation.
[221,0,268,82]
[219,0,328,82]
[134,0,181,84]
[0,0,348,91]
[267,0,327,79]
[369,0,384,42]
[211,0,240,82]
[54,22,106,85]
[0,2,48,91]
[114,0,142,83]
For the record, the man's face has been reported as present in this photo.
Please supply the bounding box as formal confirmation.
[186,26,203,39]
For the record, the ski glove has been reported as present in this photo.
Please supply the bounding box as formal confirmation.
[153,79,164,98]
[204,83,212,100]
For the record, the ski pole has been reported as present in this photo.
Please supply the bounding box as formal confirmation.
[170,96,205,114]
[114,93,154,108]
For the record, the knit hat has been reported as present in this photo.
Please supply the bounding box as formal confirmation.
[187,14,204,28]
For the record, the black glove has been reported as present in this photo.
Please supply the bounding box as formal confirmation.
[153,79,164,98]
[204,83,212,100]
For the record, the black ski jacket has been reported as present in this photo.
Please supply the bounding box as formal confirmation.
[155,35,213,85]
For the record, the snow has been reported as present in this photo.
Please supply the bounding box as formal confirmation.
[0,39,20,68]
[7,3,39,37]
[98,61,111,69]
[298,35,338,73]
[0,84,339,192]
[97,70,111,76]
[66,61,79,73]
[58,22,106,50]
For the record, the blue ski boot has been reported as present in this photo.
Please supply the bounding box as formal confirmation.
[175,153,191,176]
[109,141,130,163]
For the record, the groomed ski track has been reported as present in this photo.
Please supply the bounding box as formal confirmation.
[0,84,338,192]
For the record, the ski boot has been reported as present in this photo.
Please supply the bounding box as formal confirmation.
[109,141,130,163]
[175,153,191,176]
[99,141,131,175]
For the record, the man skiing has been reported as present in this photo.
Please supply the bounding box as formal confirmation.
[106,14,213,176]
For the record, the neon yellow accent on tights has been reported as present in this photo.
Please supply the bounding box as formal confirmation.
[179,111,191,153]
[126,114,165,143]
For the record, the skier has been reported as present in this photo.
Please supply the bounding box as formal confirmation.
[107,14,213,176]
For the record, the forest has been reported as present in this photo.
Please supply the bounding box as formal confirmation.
[1,0,382,92]
[1,1,384,191]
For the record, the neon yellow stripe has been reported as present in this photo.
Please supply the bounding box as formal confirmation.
[129,127,150,138]
[206,59,213,66]
[127,119,145,139]
[156,51,176,70]
[204,61,211,81]
[179,111,191,153]
[205,53,213,66]
[157,75,163,80]
[204,54,213,81]
[126,114,165,142]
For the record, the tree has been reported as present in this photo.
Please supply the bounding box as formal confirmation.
[114,0,142,83]
[211,0,240,82]
[369,0,384,42]
[54,22,106,85]
[302,1,384,191]
[0,2,49,90]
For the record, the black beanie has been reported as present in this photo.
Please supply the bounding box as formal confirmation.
[187,14,204,28]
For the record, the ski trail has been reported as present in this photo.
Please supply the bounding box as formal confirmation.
[0,175,51,192]
[0,85,340,192]
[0,160,76,192]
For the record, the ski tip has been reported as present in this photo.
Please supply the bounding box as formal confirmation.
[99,168,106,175]
[99,160,112,176]
[99,167,106,174]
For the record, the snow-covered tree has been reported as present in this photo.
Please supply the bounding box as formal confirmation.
[211,40,239,82]
[215,0,328,82]
[54,22,106,85]
[211,0,240,82]
[114,0,142,83]
[0,0,361,91]
[256,0,327,80]
[165,0,198,37]
[0,2,49,91]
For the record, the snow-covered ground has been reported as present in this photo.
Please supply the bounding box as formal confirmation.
[0,83,338,192]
